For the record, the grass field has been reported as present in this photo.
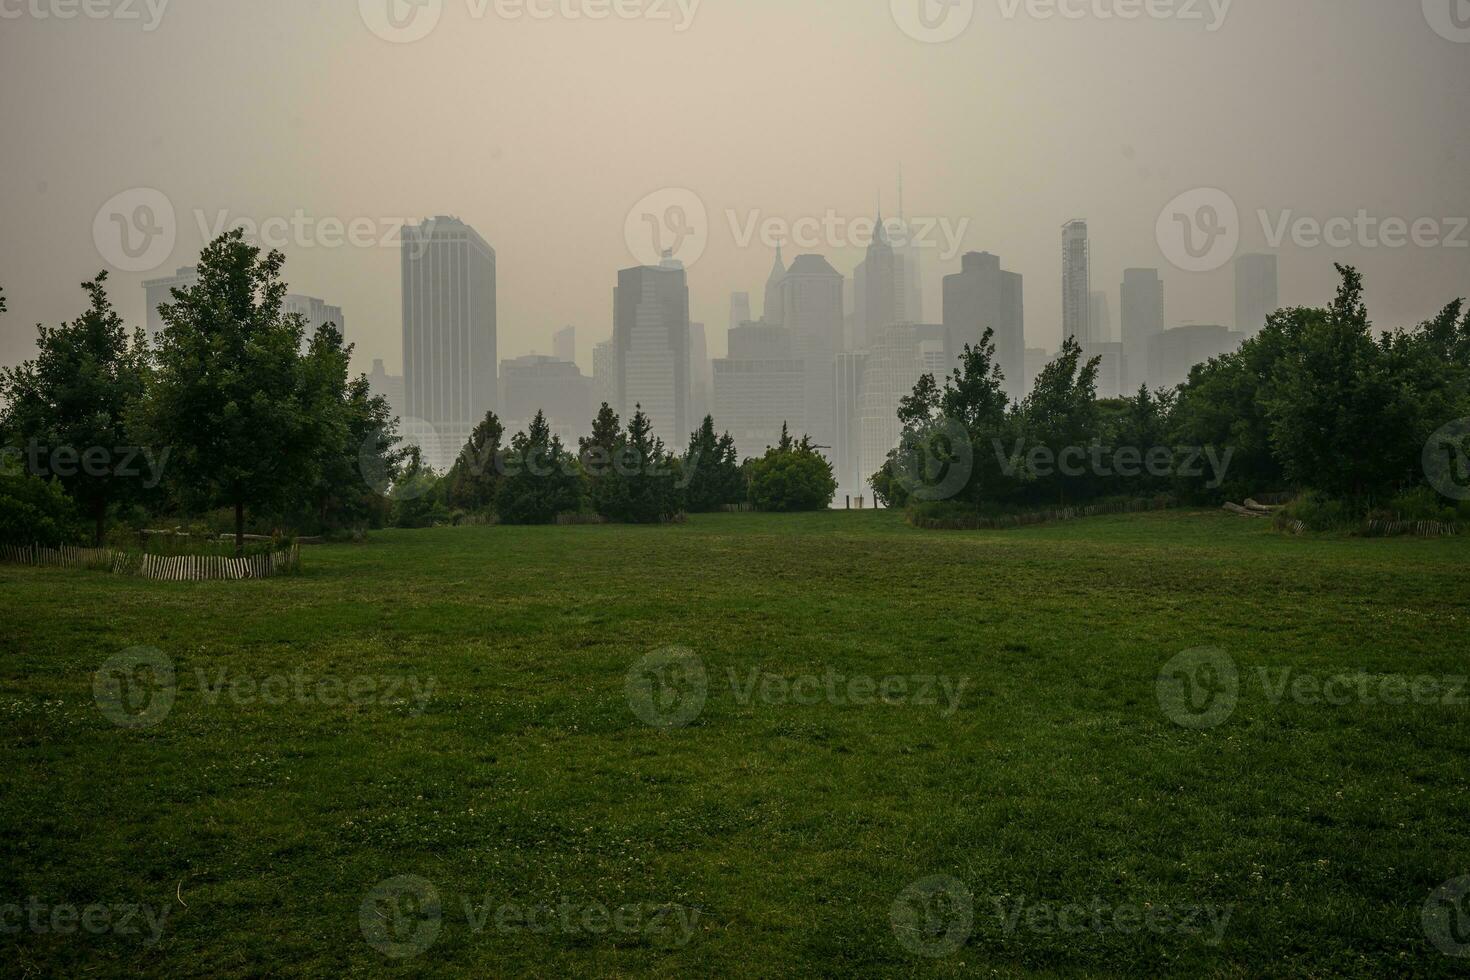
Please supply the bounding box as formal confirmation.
[2,509,1469,977]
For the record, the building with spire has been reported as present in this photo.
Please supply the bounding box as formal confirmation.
[763,246,787,326]
[854,210,899,351]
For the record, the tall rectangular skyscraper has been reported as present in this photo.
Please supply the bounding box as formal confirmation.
[1234,253,1279,336]
[1120,268,1164,391]
[774,254,845,450]
[614,255,690,446]
[553,325,576,364]
[943,251,1025,402]
[1062,220,1092,345]
[401,216,497,471]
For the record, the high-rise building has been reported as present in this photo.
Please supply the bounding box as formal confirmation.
[613,252,690,446]
[729,292,752,333]
[763,248,786,326]
[858,324,945,490]
[553,325,576,365]
[500,354,591,445]
[688,321,711,434]
[943,251,1025,402]
[592,338,618,412]
[367,359,406,426]
[1062,219,1092,345]
[285,293,345,350]
[1234,253,1279,336]
[1023,347,1052,394]
[774,253,844,449]
[401,216,498,472]
[1082,341,1125,400]
[834,351,869,498]
[854,214,900,351]
[1120,268,1164,391]
[713,322,804,460]
[1149,324,1242,390]
[141,266,199,337]
[1089,291,1112,344]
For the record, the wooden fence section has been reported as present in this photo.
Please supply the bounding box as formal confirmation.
[0,543,301,581]
[909,497,1174,531]
[1364,519,1460,538]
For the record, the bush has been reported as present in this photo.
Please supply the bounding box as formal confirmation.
[0,470,84,547]
[748,429,837,513]
[1276,492,1360,532]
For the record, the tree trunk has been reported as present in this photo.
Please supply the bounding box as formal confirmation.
[235,499,245,557]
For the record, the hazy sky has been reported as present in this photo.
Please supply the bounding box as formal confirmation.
[2,0,1468,376]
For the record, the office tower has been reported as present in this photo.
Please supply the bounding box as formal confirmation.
[553,325,576,365]
[688,321,711,432]
[367,359,406,426]
[1089,291,1112,343]
[834,351,869,497]
[1084,342,1125,400]
[854,213,901,351]
[763,248,786,325]
[713,322,804,460]
[401,216,497,471]
[499,354,592,445]
[284,293,345,351]
[613,252,690,446]
[858,324,945,490]
[141,266,199,337]
[1234,253,1279,336]
[1061,219,1092,344]
[774,254,845,449]
[942,251,1026,402]
[592,338,618,412]
[729,292,752,333]
[1120,268,1164,391]
[1023,348,1051,394]
[1148,324,1242,389]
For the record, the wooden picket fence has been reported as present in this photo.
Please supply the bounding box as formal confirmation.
[909,497,1175,531]
[0,542,301,581]
[1364,519,1460,538]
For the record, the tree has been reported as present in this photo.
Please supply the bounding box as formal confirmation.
[390,446,449,529]
[748,425,837,512]
[445,410,505,514]
[682,415,743,512]
[139,230,330,554]
[1011,336,1101,505]
[597,406,682,523]
[0,272,150,545]
[496,411,584,524]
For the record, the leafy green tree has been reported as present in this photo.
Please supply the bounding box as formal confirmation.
[445,411,505,514]
[497,411,583,524]
[0,469,82,548]
[682,415,743,512]
[1010,336,1101,505]
[390,446,449,528]
[749,424,836,512]
[0,272,150,544]
[139,230,331,554]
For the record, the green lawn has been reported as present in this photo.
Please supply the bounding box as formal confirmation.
[2,510,1468,977]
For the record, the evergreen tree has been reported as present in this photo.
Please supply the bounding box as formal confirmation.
[682,415,743,512]
[599,405,681,523]
[496,411,583,524]
[445,410,505,514]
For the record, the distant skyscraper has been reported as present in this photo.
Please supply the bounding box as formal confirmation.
[1150,324,1242,389]
[367,359,406,426]
[401,216,498,471]
[500,354,591,444]
[553,325,576,365]
[858,324,946,491]
[1023,347,1051,393]
[613,252,690,445]
[834,351,869,497]
[1082,341,1125,400]
[713,322,804,460]
[763,248,786,325]
[142,266,198,337]
[592,337,618,411]
[854,214,901,351]
[729,292,752,333]
[943,251,1025,401]
[1089,291,1112,344]
[774,253,845,449]
[1234,253,1279,336]
[1120,268,1164,391]
[284,293,345,351]
[688,321,711,432]
[1062,219,1092,344]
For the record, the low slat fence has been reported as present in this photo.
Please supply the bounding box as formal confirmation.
[0,542,301,581]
